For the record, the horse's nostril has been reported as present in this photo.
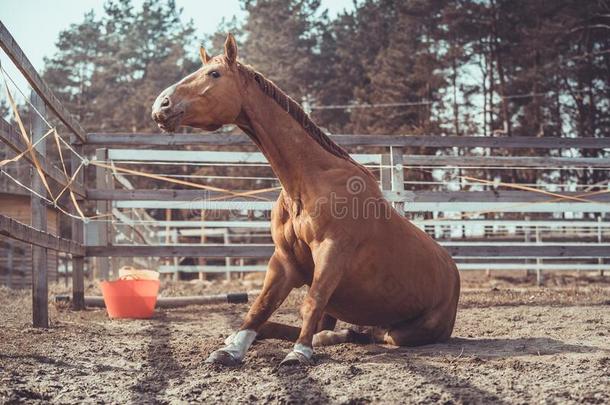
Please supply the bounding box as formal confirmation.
[161,97,171,108]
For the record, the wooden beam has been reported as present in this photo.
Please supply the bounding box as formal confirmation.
[0,118,86,197]
[105,148,610,168]
[333,135,610,149]
[0,22,86,143]
[391,147,405,215]
[102,218,610,229]
[380,154,391,190]
[155,263,610,273]
[94,148,110,279]
[85,243,610,258]
[87,189,610,203]
[87,188,278,201]
[86,132,610,149]
[0,214,85,255]
[71,139,85,310]
[86,244,275,258]
[403,155,610,168]
[112,200,610,213]
[30,93,48,328]
[447,244,610,258]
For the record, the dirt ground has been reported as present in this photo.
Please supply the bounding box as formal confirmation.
[1,272,609,404]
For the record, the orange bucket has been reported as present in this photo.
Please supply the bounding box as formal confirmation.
[100,279,160,319]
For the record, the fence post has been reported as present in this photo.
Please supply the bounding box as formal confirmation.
[535,225,543,286]
[199,209,206,281]
[390,146,405,215]
[224,230,231,281]
[7,242,13,289]
[95,148,110,280]
[30,92,48,328]
[380,152,391,191]
[71,136,85,310]
[598,216,604,277]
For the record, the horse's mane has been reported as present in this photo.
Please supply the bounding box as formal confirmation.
[237,63,372,176]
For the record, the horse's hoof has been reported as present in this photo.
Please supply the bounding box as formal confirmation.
[279,350,313,367]
[205,350,241,366]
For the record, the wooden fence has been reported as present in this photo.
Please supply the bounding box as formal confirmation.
[1,22,609,327]
[0,21,85,327]
[87,133,610,285]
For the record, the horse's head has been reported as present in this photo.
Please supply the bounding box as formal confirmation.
[151,34,242,132]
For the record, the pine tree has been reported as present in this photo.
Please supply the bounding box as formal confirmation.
[239,0,326,101]
[43,0,196,132]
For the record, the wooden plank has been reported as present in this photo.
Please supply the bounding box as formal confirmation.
[111,199,610,213]
[448,244,610,258]
[403,155,610,168]
[71,140,85,310]
[158,264,267,273]
[410,191,610,203]
[0,22,86,143]
[332,135,610,149]
[380,153,391,190]
[105,218,610,228]
[158,263,610,273]
[87,188,278,201]
[30,93,48,328]
[0,214,85,255]
[87,132,610,149]
[85,244,610,258]
[457,263,610,271]
[0,118,86,197]
[94,148,110,279]
[107,149,380,165]
[86,244,275,258]
[89,189,610,203]
[391,147,405,215]
[107,149,610,168]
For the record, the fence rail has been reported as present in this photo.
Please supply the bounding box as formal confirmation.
[0,214,84,255]
[87,132,610,149]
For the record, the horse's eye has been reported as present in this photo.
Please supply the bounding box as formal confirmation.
[209,71,220,79]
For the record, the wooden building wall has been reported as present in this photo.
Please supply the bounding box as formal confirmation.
[0,193,59,288]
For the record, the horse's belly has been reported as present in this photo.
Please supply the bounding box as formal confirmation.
[325,245,457,326]
[325,279,420,326]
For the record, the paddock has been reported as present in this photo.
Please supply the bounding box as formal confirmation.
[1,19,609,404]
[1,274,609,403]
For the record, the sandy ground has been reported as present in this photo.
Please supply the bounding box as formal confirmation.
[0,272,609,404]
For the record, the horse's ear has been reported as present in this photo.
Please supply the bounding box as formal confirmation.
[199,46,211,65]
[224,33,238,64]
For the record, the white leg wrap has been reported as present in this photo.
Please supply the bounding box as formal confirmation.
[220,329,257,361]
[224,332,236,345]
[293,343,313,360]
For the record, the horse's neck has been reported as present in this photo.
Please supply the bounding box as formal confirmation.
[235,85,344,197]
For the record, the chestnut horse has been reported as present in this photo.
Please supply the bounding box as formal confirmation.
[152,34,460,367]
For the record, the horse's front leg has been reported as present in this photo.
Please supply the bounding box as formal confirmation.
[281,239,346,366]
[206,251,301,366]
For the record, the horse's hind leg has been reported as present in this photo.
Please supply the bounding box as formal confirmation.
[381,312,454,347]
[313,312,454,347]
[257,313,337,342]
[313,326,380,346]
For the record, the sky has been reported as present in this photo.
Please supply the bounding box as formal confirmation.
[0,0,355,102]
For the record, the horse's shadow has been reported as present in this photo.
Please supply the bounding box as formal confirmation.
[366,336,603,359]
[313,336,605,404]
